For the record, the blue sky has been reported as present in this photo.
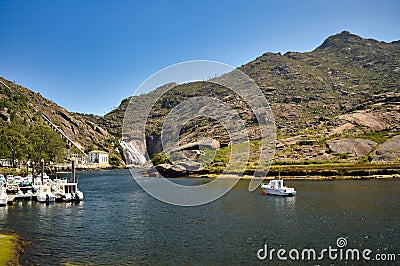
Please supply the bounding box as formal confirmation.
[0,0,399,115]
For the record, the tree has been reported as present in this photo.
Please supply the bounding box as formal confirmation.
[27,124,65,162]
[0,124,29,167]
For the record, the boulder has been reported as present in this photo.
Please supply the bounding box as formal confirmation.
[327,138,377,157]
[372,135,400,163]
[171,139,220,152]
[155,164,188,177]
[338,112,385,131]
[177,161,202,171]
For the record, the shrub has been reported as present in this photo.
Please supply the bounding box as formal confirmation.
[151,153,168,165]
[109,156,120,167]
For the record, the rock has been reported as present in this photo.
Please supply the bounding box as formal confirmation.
[372,135,400,163]
[327,138,378,157]
[0,110,10,121]
[146,133,162,157]
[338,112,385,131]
[297,139,317,146]
[292,96,302,103]
[329,122,355,135]
[177,161,202,171]
[276,142,284,149]
[94,125,108,136]
[172,139,220,152]
[155,164,188,177]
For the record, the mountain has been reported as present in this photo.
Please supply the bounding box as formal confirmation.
[0,77,123,165]
[1,31,399,170]
[99,31,400,166]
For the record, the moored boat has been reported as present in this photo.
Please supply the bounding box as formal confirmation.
[35,172,51,185]
[54,182,84,202]
[35,185,56,203]
[0,185,8,206]
[0,174,5,186]
[261,179,297,197]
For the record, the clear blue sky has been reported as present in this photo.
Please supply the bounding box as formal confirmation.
[0,0,399,115]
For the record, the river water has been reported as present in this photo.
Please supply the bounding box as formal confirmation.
[0,169,399,265]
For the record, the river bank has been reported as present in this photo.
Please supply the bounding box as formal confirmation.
[141,162,400,180]
[187,173,400,180]
[0,231,26,266]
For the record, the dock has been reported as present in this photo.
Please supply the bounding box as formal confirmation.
[7,194,35,205]
[2,160,84,206]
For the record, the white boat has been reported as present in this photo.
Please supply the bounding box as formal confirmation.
[35,185,56,203]
[35,172,51,185]
[6,175,14,183]
[0,186,8,206]
[23,174,33,186]
[55,182,84,202]
[261,179,296,197]
[6,181,21,195]
[14,176,24,186]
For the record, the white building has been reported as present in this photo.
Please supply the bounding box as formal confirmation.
[0,159,13,167]
[88,150,109,167]
[67,153,87,164]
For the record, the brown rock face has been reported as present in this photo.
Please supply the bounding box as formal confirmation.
[373,135,400,162]
[155,164,188,177]
[327,139,378,157]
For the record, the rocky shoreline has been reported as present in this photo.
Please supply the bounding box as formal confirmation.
[140,164,400,180]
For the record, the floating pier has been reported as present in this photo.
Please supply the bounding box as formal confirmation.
[2,159,84,206]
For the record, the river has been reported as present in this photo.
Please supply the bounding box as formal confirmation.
[0,169,399,265]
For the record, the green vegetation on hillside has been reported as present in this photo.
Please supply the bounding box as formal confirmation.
[0,122,66,166]
[1,31,400,169]
[99,31,400,167]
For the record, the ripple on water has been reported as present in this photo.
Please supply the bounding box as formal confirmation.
[0,171,398,265]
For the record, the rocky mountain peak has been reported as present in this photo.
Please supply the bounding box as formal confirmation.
[316,30,372,50]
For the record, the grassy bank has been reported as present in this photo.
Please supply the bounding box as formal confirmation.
[200,162,400,178]
[0,231,25,266]
[182,141,400,177]
[267,162,400,177]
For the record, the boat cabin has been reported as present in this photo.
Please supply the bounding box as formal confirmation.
[60,183,78,194]
[269,180,283,189]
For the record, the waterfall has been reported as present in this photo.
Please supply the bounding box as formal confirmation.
[119,140,147,166]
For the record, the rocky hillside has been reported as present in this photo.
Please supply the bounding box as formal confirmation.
[1,31,399,167]
[0,77,123,164]
[101,31,400,164]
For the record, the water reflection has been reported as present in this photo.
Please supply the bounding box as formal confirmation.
[0,206,7,223]
[0,171,398,265]
[267,195,296,210]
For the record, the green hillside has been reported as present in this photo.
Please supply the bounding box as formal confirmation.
[100,31,400,169]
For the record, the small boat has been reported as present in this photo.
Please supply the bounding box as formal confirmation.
[14,176,24,186]
[35,185,56,203]
[261,179,296,197]
[55,182,84,202]
[0,185,8,206]
[0,174,5,186]
[23,174,33,186]
[6,182,21,195]
[35,172,51,185]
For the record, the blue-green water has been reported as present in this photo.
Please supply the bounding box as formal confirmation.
[0,169,399,265]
